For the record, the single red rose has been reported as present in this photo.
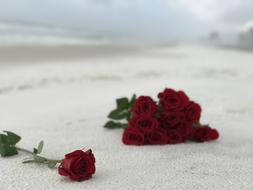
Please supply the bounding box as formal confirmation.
[122,127,145,145]
[148,129,168,145]
[185,101,201,122]
[129,115,159,134]
[192,126,219,142]
[167,129,184,144]
[158,88,189,111]
[58,149,96,182]
[160,111,184,127]
[131,96,157,116]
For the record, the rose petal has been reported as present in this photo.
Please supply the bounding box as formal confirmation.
[65,150,85,158]
[85,149,96,163]
[69,172,84,181]
[178,91,190,108]
[71,157,84,174]
[58,168,70,177]
[61,157,80,171]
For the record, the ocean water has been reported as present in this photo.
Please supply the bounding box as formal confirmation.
[0,21,107,46]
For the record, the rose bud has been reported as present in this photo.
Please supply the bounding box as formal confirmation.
[58,149,96,182]
[122,127,145,145]
[185,101,201,122]
[148,129,168,145]
[158,88,189,111]
[167,129,184,144]
[131,96,157,116]
[129,115,159,134]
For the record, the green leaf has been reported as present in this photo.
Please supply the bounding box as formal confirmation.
[47,161,57,168]
[104,121,118,129]
[116,97,129,111]
[0,132,19,157]
[129,94,137,108]
[0,134,8,144]
[3,131,21,145]
[104,121,128,129]
[104,95,136,130]
[108,110,129,120]
[37,141,44,154]
[0,144,18,157]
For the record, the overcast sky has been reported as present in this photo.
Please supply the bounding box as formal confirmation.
[0,0,252,41]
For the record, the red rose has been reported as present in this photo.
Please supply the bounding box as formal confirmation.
[129,115,159,134]
[185,102,201,122]
[160,111,184,127]
[167,129,184,144]
[131,96,157,116]
[192,126,219,142]
[58,149,96,181]
[158,88,189,111]
[148,129,168,145]
[122,127,145,145]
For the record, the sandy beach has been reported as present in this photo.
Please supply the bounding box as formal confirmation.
[0,44,143,64]
[0,44,253,190]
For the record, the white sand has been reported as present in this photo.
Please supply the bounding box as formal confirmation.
[0,45,253,189]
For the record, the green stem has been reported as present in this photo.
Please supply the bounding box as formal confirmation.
[15,146,62,164]
[15,146,33,154]
[47,159,63,163]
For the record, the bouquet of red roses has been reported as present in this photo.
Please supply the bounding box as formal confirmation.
[104,88,219,145]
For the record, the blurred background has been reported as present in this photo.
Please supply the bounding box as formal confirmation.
[0,0,253,54]
[1,0,253,100]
